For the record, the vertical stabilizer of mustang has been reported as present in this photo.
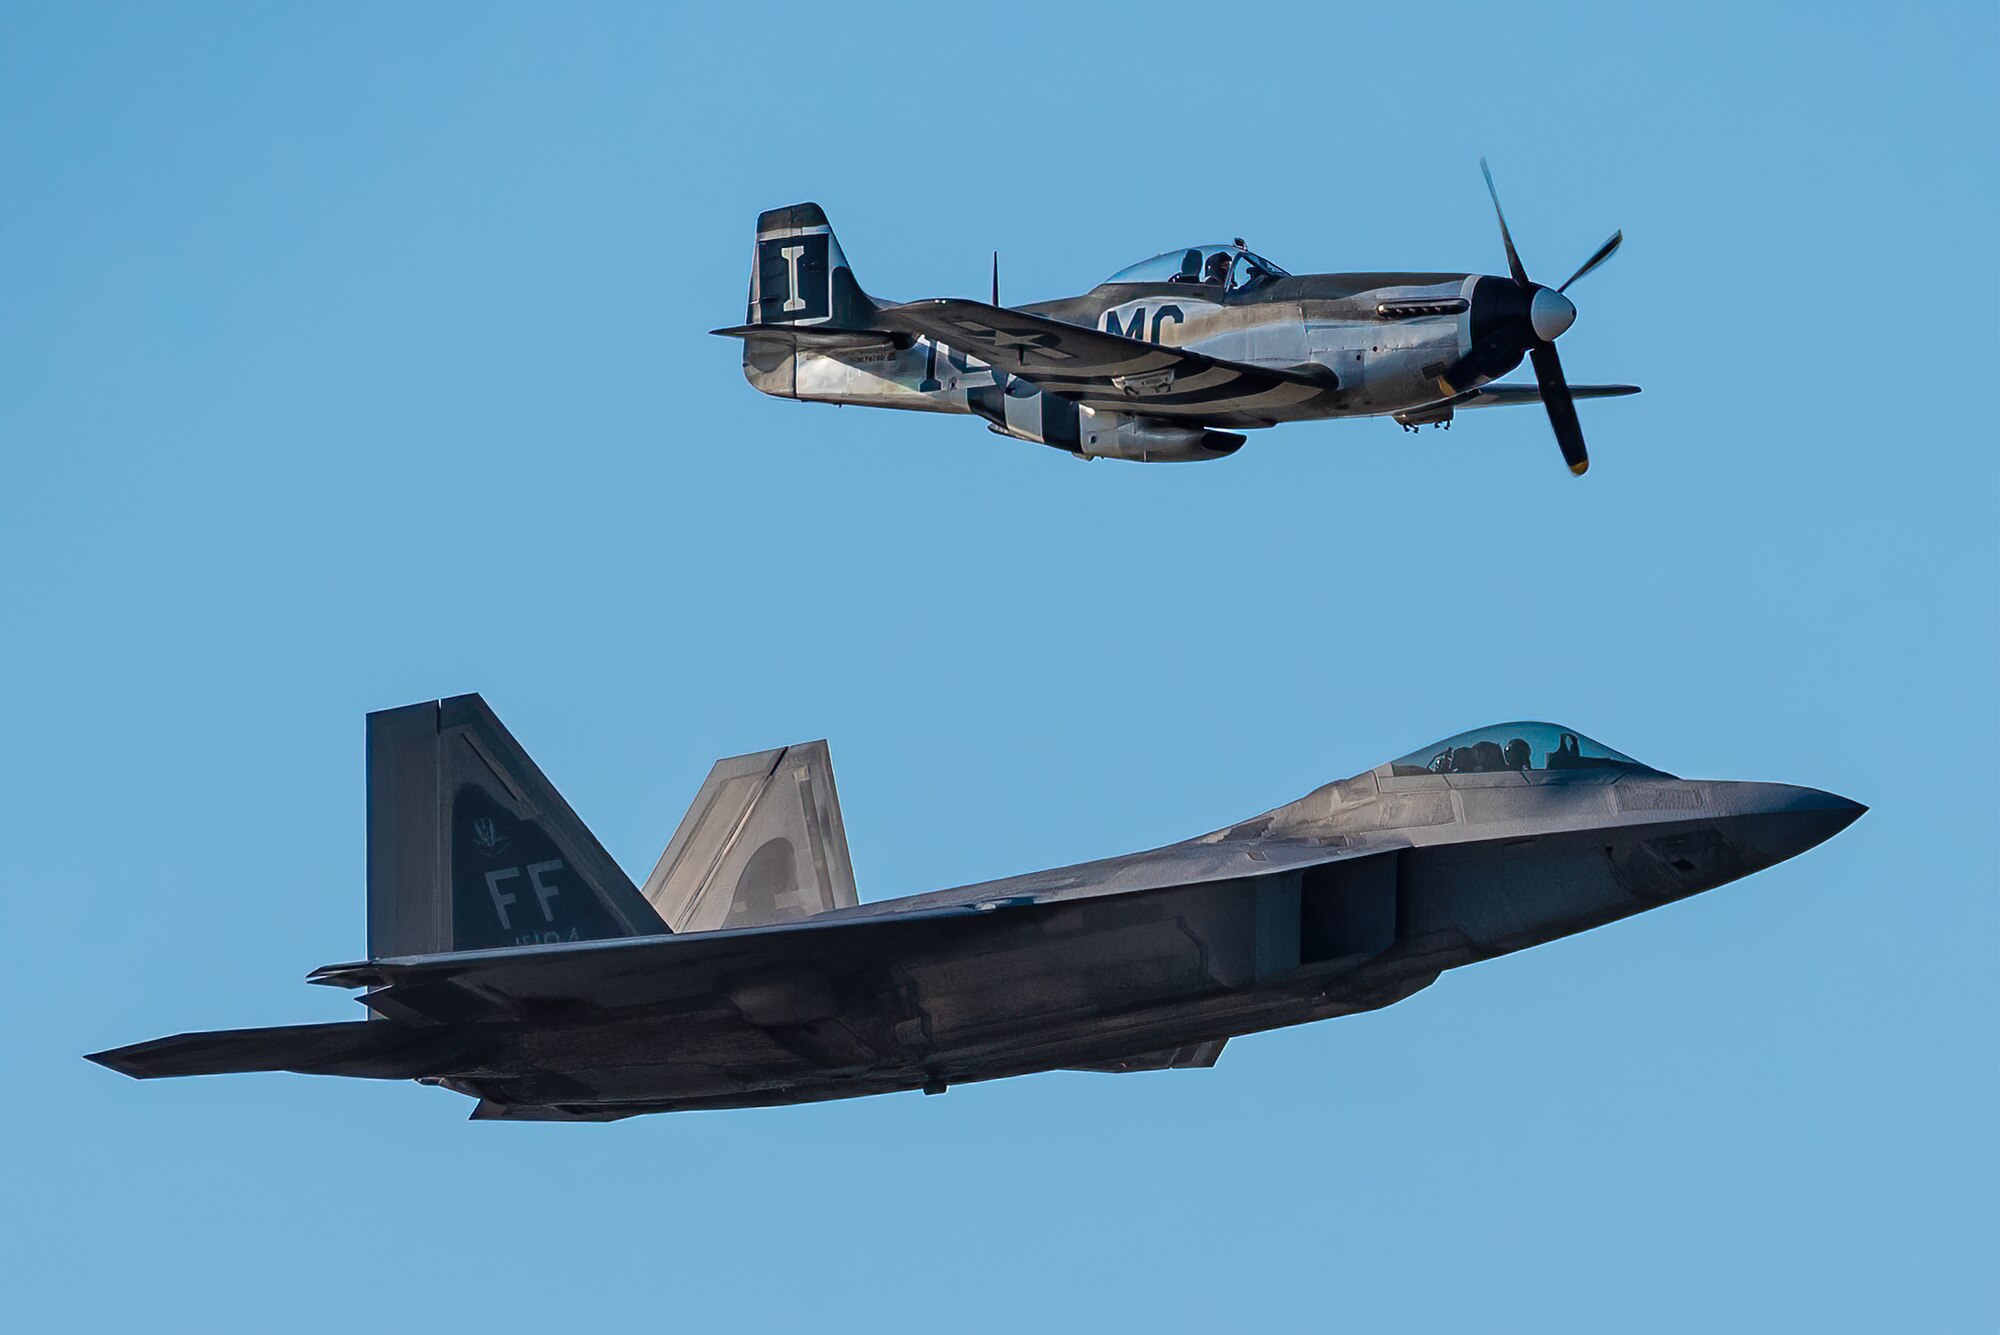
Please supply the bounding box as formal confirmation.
[742,202,878,331]
[365,695,666,959]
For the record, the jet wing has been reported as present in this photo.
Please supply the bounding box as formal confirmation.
[312,841,1400,1025]
[875,299,1340,427]
[314,904,992,1025]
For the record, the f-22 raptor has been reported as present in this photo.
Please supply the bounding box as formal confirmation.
[91,696,1863,1120]
[719,162,1635,473]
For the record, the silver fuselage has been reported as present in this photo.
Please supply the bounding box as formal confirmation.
[742,272,1500,456]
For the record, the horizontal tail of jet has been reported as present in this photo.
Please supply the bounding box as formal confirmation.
[87,1020,490,1081]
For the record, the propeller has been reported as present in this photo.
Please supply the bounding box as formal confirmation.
[1479,158,1530,288]
[992,251,1000,306]
[1474,157,1623,476]
[1559,230,1622,293]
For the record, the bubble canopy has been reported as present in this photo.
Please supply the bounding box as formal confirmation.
[1381,722,1665,778]
[1104,244,1290,291]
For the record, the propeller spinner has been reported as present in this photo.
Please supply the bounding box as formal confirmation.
[1473,158,1622,476]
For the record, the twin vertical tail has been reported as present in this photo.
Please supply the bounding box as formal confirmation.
[88,696,864,1083]
[743,202,878,330]
[367,696,861,953]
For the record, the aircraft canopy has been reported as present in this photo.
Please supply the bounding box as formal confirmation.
[1381,722,1666,779]
[1104,244,1289,292]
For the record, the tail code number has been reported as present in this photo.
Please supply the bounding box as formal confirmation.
[483,861,581,944]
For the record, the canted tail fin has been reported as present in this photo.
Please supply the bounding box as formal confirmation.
[366,695,666,959]
[742,203,878,329]
[640,741,859,933]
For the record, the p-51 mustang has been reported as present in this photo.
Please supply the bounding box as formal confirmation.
[717,162,1635,473]
[90,695,1860,1120]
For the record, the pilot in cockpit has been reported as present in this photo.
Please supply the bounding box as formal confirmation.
[1431,736,1534,773]
[1201,250,1234,286]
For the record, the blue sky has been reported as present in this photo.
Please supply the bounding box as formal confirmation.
[3,4,1995,1331]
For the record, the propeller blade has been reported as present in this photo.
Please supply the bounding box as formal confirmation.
[1558,230,1623,293]
[1479,157,1530,287]
[1530,343,1589,476]
[992,251,1000,306]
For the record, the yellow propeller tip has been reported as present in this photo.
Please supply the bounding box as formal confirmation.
[1570,460,1590,476]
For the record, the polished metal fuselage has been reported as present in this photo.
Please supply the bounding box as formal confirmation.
[742,272,1497,448]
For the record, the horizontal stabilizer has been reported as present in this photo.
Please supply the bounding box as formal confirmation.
[1069,1039,1228,1074]
[87,1020,486,1081]
[710,324,910,355]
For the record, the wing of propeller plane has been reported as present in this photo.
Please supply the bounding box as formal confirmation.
[873,298,1341,427]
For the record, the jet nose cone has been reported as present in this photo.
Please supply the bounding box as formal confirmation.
[1529,286,1576,341]
[1735,786,1867,867]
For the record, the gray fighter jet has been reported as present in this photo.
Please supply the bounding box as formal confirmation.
[91,696,1862,1120]
[718,162,1634,473]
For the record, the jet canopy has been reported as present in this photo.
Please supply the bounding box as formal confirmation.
[1380,722,1666,778]
[1104,244,1290,292]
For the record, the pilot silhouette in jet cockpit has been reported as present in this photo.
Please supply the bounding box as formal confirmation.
[1433,737,1535,774]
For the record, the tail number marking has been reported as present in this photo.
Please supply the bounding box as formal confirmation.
[483,860,566,931]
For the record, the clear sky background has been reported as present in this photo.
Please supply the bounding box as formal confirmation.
[4,4,1995,1331]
